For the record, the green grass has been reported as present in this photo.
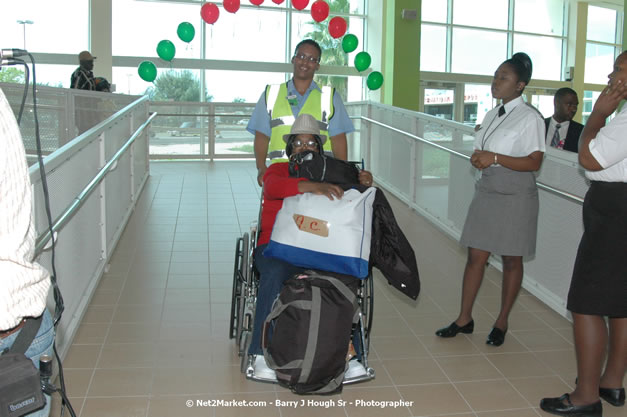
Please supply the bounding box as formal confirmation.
[228,144,254,153]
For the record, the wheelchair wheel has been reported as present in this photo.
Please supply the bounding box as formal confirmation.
[236,233,250,351]
[360,274,374,352]
[229,236,242,339]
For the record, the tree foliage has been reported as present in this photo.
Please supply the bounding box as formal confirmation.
[0,68,25,84]
[145,70,213,102]
[305,0,351,100]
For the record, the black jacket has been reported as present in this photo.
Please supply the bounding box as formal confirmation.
[289,151,420,300]
[544,117,584,153]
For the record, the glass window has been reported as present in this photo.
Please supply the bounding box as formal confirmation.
[0,1,88,54]
[3,64,76,89]
[514,0,564,36]
[452,28,507,75]
[424,88,454,120]
[113,0,203,58]
[581,90,602,124]
[453,0,508,30]
[587,6,617,43]
[464,84,494,126]
[513,34,562,81]
[530,93,555,118]
[208,8,287,62]
[585,43,615,84]
[422,0,448,23]
[420,25,447,72]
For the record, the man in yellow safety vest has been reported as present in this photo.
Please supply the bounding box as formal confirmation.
[246,39,354,186]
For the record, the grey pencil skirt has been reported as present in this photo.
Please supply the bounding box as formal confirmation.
[460,166,539,257]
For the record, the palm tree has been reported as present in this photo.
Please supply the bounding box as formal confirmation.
[304,0,351,100]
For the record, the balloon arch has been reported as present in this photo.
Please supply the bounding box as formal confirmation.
[138,0,383,91]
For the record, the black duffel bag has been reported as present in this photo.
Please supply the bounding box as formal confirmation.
[262,270,359,395]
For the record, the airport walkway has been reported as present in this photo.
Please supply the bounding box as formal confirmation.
[53,161,623,417]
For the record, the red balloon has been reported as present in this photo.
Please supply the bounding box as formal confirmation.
[250,0,264,5]
[328,16,347,38]
[224,0,240,13]
[311,0,329,22]
[292,0,309,10]
[201,3,219,24]
[272,0,284,4]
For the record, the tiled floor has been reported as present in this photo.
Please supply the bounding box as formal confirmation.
[54,161,625,417]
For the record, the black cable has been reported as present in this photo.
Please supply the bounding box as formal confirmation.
[0,58,29,125]
[13,58,29,125]
[28,53,64,325]
[26,52,75,417]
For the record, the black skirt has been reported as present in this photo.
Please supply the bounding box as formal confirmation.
[567,181,627,317]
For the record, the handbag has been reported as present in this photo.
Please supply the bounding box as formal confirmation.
[263,187,376,278]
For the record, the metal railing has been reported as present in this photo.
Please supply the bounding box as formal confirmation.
[34,112,157,255]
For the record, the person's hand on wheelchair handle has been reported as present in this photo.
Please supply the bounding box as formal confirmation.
[298,181,344,200]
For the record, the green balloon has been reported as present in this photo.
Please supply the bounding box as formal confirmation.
[156,40,176,62]
[138,61,157,82]
[354,51,371,72]
[177,22,195,43]
[342,34,358,53]
[367,71,384,91]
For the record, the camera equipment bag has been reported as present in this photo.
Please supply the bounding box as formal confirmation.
[0,316,46,417]
[262,271,359,395]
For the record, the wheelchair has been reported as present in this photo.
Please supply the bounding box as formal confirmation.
[229,219,376,385]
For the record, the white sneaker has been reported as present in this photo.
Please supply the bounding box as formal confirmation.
[344,359,368,379]
[253,355,277,382]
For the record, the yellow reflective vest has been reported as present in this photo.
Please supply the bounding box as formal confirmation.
[265,82,334,162]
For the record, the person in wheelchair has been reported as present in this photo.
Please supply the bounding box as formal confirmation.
[249,114,373,379]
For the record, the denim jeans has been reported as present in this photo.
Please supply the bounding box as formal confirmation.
[248,244,305,355]
[0,309,55,417]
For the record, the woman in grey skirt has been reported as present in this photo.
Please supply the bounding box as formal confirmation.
[435,53,545,346]
[540,51,627,417]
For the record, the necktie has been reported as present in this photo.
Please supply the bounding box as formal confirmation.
[498,106,505,117]
[551,124,561,148]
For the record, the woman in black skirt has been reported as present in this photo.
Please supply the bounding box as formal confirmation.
[435,53,545,346]
[540,52,627,417]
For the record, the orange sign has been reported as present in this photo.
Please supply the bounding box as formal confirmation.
[293,214,329,237]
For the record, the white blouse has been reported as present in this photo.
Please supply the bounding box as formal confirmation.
[474,96,546,159]
[586,105,627,182]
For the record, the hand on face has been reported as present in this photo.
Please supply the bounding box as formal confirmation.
[594,53,627,117]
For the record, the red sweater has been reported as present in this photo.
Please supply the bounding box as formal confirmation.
[258,163,308,246]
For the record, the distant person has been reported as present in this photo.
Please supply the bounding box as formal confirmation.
[246,39,354,186]
[435,53,545,347]
[545,87,583,152]
[540,51,627,417]
[70,50,96,91]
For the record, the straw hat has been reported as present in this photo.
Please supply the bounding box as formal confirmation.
[282,114,327,145]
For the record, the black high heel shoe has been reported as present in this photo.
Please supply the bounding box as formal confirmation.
[435,320,474,338]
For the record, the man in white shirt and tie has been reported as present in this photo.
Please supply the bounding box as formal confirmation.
[544,88,584,153]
